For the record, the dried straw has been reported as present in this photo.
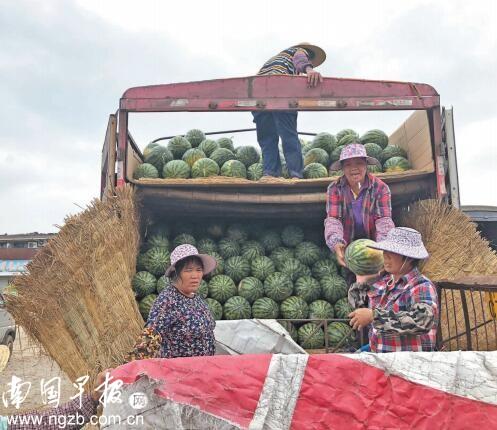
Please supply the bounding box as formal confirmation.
[401,199,497,350]
[6,185,143,387]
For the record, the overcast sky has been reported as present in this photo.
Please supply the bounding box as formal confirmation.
[1,0,496,234]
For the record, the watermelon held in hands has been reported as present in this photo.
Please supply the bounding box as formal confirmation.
[252,297,279,319]
[133,163,159,180]
[191,158,220,178]
[132,271,157,299]
[383,156,410,172]
[223,296,252,320]
[344,239,384,275]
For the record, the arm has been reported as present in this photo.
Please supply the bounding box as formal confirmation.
[324,183,345,251]
[372,282,438,335]
[374,182,394,241]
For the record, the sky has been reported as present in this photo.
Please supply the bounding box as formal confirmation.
[0,0,496,234]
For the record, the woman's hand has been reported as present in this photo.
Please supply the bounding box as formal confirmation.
[349,308,374,330]
[334,243,346,267]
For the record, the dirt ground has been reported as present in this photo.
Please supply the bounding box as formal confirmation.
[0,327,75,415]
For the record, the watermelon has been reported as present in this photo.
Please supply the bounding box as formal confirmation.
[227,224,248,242]
[198,139,219,157]
[138,294,157,320]
[320,274,348,304]
[196,238,217,255]
[280,296,309,319]
[251,256,276,281]
[263,272,293,302]
[304,163,328,179]
[221,159,247,178]
[310,133,337,154]
[247,163,263,181]
[270,247,294,267]
[241,241,265,260]
[206,298,223,320]
[143,248,170,276]
[383,156,410,172]
[208,275,237,304]
[132,271,157,299]
[156,275,171,294]
[295,242,321,266]
[144,146,174,172]
[217,137,235,152]
[294,276,321,303]
[278,258,305,282]
[173,233,196,248]
[185,129,206,147]
[363,143,383,161]
[143,142,160,158]
[182,148,206,168]
[218,238,240,259]
[146,234,169,250]
[223,296,252,319]
[327,321,355,347]
[298,323,325,349]
[329,169,343,177]
[367,164,383,174]
[252,297,279,319]
[312,259,338,280]
[336,129,359,142]
[334,297,353,319]
[209,251,224,276]
[308,300,334,320]
[330,145,345,163]
[301,143,312,156]
[304,148,329,167]
[260,232,282,253]
[236,146,260,167]
[380,145,408,163]
[224,256,251,283]
[337,134,359,147]
[281,225,304,248]
[360,129,388,149]
[207,223,224,239]
[197,280,209,299]
[279,320,298,341]
[210,148,236,168]
[238,277,264,304]
[167,136,191,159]
[162,160,191,179]
[345,239,384,275]
[191,158,220,178]
[133,163,159,180]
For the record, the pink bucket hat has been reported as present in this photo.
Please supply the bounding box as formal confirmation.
[329,143,381,171]
[165,244,217,277]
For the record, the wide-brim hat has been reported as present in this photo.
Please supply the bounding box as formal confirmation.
[368,227,429,260]
[329,143,382,171]
[292,42,326,67]
[0,345,10,373]
[165,244,217,277]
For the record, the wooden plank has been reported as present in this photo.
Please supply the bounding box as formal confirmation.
[438,276,497,290]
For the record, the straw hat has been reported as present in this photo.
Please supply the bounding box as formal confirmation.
[292,42,326,67]
[0,345,10,372]
[368,227,429,260]
[329,143,382,171]
[165,244,217,277]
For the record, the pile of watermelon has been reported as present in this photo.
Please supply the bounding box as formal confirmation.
[133,128,412,181]
[131,220,358,350]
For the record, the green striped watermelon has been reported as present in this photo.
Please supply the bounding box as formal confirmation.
[209,251,224,276]
[363,143,383,161]
[156,275,171,294]
[380,145,408,163]
[132,272,157,299]
[162,160,191,179]
[223,296,252,319]
[210,148,235,167]
[208,275,237,304]
[277,258,305,282]
[139,294,157,320]
[252,297,279,319]
[197,280,209,298]
[185,129,206,147]
[167,136,192,159]
[196,238,217,254]
[218,238,240,259]
[320,274,348,304]
[336,129,358,142]
[334,297,353,319]
[206,298,223,320]
[270,247,294,267]
[280,296,309,319]
[182,148,206,168]
[308,300,334,320]
[146,234,169,250]
[251,256,276,281]
[143,248,170,276]
[241,241,265,260]
[337,134,359,147]
[279,320,297,341]
[303,163,328,179]
[238,277,264,304]
[360,129,388,149]
[133,163,159,179]
[144,146,174,172]
[327,321,355,347]
[367,164,383,174]
[247,163,263,181]
[344,239,384,275]
[227,224,249,242]
[298,323,325,349]
[217,137,235,152]
[281,225,304,248]
[294,276,321,303]
[312,259,338,280]
[383,156,410,172]
[295,242,321,266]
[263,272,293,302]
[198,139,219,157]
[330,145,345,163]
[191,158,220,178]
[224,256,251,283]
[304,148,329,167]
[173,233,196,248]
[329,169,343,177]
[310,132,336,154]
[221,160,247,178]
[260,232,282,253]
[143,142,160,158]
[236,146,260,167]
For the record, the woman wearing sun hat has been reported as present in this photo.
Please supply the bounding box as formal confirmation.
[324,143,395,267]
[128,244,218,360]
[347,227,439,353]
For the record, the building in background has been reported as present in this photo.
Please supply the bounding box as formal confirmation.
[0,233,55,290]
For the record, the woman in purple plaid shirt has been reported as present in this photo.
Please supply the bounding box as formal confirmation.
[348,227,438,353]
[324,144,395,267]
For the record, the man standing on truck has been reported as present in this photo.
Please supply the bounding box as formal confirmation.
[253,43,326,179]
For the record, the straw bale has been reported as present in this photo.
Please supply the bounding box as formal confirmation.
[6,185,143,387]
[401,199,497,350]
